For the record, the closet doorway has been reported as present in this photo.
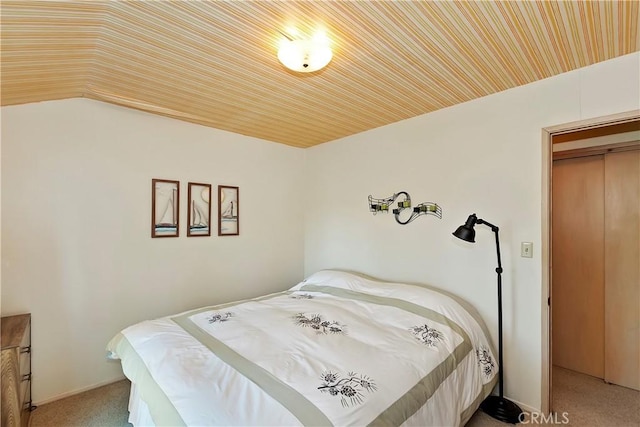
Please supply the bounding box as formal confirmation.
[553,146,639,389]
[543,114,640,417]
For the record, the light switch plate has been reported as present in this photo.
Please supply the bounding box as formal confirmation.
[521,242,533,258]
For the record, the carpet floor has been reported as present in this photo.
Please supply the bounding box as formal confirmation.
[548,365,639,426]
[30,366,638,426]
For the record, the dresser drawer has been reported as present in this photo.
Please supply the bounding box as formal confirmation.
[1,348,21,427]
[1,314,33,427]
[20,372,30,406]
[18,348,30,378]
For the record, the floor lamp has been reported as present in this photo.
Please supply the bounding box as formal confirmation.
[453,213,524,424]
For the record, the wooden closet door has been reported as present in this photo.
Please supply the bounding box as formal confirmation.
[604,149,640,390]
[552,155,605,378]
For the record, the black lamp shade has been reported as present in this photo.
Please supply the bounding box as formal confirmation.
[453,213,478,243]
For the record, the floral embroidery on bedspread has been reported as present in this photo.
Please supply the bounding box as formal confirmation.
[318,371,377,407]
[409,324,443,347]
[289,293,314,299]
[207,312,234,324]
[292,313,346,335]
[476,345,495,378]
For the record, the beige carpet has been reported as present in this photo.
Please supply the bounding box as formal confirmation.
[29,366,639,426]
[549,366,640,426]
[30,380,132,427]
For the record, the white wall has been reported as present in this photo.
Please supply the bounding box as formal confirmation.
[304,52,640,410]
[1,99,306,403]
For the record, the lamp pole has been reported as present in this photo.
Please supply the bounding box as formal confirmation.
[453,214,524,424]
[478,219,505,398]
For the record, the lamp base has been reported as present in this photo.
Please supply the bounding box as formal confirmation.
[480,395,524,424]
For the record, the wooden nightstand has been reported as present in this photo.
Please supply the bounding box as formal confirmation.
[1,314,35,427]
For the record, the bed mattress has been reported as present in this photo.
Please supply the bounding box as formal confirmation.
[107,270,497,426]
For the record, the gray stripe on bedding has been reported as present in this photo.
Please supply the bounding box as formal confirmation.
[330,270,495,351]
[299,284,471,341]
[172,309,333,427]
[460,378,499,426]
[299,284,474,426]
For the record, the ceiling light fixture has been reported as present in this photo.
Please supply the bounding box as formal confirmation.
[277,30,332,73]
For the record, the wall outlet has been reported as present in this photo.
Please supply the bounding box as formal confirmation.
[521,242,533,258]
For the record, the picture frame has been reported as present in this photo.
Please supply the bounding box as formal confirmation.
[152,179,180,238]
[218,185,239,236]
[187,182,212,237]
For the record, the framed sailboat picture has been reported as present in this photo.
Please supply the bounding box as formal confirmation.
[152,179,180,238]
[187,182,211,237]
[218,185,239,236]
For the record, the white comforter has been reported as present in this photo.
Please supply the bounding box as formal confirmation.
[107,270,497,426]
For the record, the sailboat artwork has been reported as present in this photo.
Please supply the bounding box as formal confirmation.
[218,185,239,236]
[187,183,211,237]
[152,179,180,238]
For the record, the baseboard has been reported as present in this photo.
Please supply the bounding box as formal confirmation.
[507,396,539,414]
[33,375,127,406]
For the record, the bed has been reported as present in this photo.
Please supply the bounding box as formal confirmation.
[107,270,498,426]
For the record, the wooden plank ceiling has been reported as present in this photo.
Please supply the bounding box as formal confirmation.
[1,1,638,148]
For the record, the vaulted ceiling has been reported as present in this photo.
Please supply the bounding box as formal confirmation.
[1,1,638,148]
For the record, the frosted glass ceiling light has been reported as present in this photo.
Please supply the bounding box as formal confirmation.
[278,31,332,73]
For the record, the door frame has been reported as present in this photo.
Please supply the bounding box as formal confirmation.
[540,109,640,414]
